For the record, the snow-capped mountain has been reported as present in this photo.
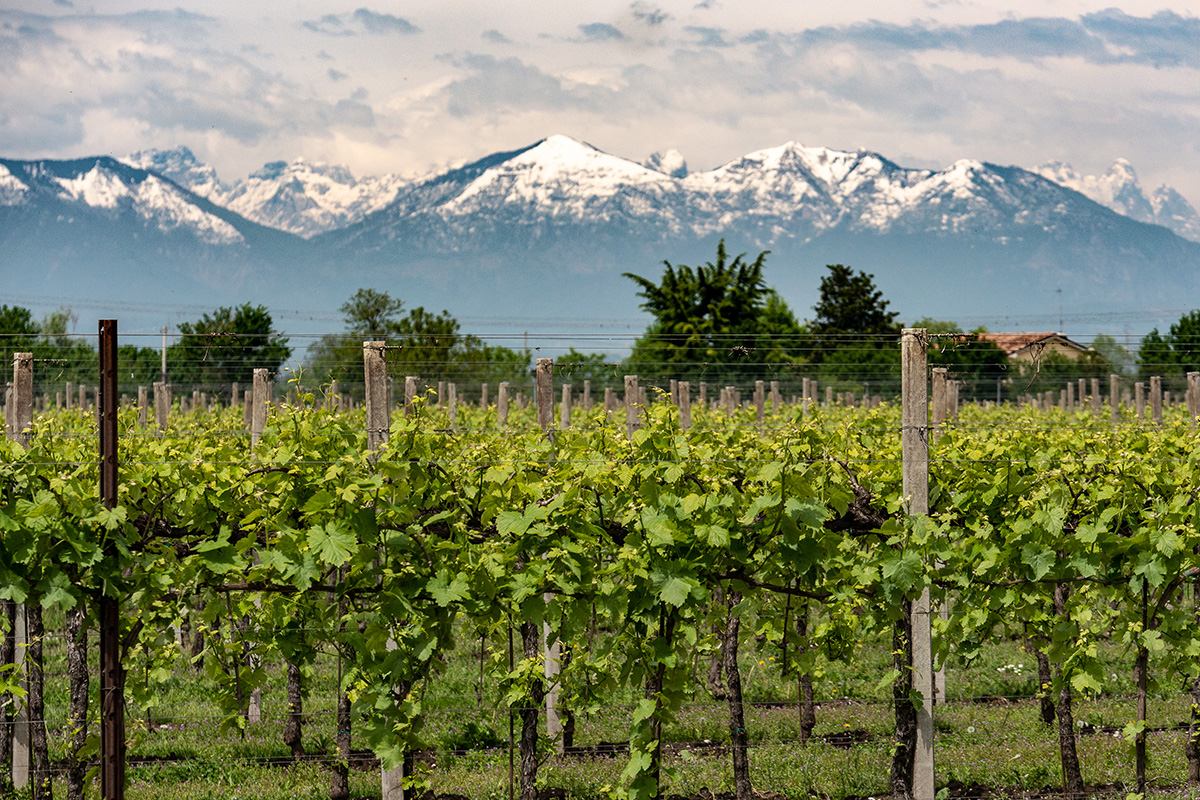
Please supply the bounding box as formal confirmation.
[0,155,305,304]
[326,135,1149,250]
[314,135,1200,326]
[0,155,254,245]
[4,135,1200,338]
[1034,159,1200,243]
[124,148,406,238]
[125,146,226,199]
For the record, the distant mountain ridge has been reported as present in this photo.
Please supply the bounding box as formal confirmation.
[3,136,1200,340]
[124,147,407,239]
[1033,159,1200,243]
[123,139,1200,244]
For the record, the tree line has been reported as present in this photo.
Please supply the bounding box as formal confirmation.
[0,240,1187,399]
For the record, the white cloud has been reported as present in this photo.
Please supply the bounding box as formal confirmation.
[0,2,1196,209]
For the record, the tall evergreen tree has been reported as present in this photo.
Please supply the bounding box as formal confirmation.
[807,265,901,387]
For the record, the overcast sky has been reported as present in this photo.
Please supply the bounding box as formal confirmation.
[2,0,1198,205]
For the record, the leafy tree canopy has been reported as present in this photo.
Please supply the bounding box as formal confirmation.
[168,304,291,391]
[1138,310,1200,381]
[623,240,805,380]
[305,289,529,392]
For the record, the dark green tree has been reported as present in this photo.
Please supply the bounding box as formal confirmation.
[0,305,40,374]
[810,265,900,344]
[808,265,901,389]
[1138,311,1200,386]
[168,304,291,393]
[623,240,805,381]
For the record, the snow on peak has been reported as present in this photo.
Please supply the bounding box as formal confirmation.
[55,165,132,208]
[643,149,688,178]
[443,134,676,213]
[123,146,226,198]
[220,157,405,238]
[1033,158,1199,241]
[54,164,242,244]
[0,164,30,206]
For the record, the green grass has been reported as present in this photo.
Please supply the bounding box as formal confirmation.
[11,615,1199,799]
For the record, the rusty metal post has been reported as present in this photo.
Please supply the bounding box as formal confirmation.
[99,321,125,800]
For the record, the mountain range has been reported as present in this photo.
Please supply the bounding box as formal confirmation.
[3,135,1200,343]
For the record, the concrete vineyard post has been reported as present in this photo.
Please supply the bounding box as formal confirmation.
[364,343,390,453]
[929,366,949,705]
[498,382,510,426]
[364,344,404,799]
[901,329,935,800]
[560,383,571,431]
[153,382,168,431]
[679,381,691,431]
[1135,382,1145,420]
[624,375,639,439]
[1188,372,1200,429]
[535,359,564,752]
[1090,378,1100,416]
[251,370,269,449]
[10,353,32,791]
[404,376,417,419]
[1150,376,1163,426]
[137,386,147,428]
[582,380,592,410]
[480,382,488,410]
[448,383,457,429]
[245,368,269,726]
[1110,374,1120,428]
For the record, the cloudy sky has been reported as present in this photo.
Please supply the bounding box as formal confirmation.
[2,0,1198,205]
